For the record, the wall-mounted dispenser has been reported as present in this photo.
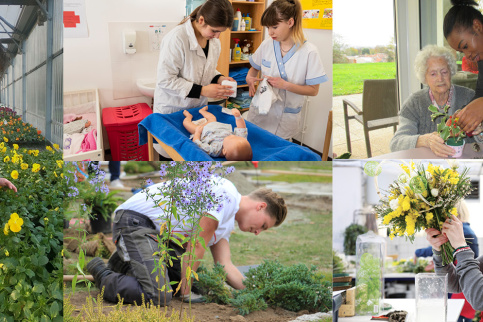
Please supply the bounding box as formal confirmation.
[123,29,137,54]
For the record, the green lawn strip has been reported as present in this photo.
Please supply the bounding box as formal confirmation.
[333,62,397,96]
[231,161,332,171]
[264,173,332,183]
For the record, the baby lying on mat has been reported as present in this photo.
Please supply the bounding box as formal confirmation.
[183,106,252,160]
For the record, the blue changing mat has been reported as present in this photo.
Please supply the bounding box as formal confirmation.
[138,105,321,161]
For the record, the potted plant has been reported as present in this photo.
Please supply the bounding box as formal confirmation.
[428,104,466,157]
[83,189,124,234]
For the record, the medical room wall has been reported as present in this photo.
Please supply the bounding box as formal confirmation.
[63,0,185,108]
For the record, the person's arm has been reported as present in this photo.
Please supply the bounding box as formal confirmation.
[246,67,263,97]
[265,76,319,96]
[179,215,218,296]
[210,238,245,290]
[232,109,246,129]
[0,178,17,192]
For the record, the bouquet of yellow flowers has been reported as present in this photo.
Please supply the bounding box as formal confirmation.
[364,160,473,265]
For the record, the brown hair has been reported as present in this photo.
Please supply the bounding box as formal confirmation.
[261,0,306,47]
[249,188,287,226]
[180,0,234,28]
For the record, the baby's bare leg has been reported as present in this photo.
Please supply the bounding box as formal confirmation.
[199,106,217,123]
[182,110,198,134]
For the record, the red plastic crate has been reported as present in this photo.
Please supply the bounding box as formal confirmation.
[102,103,152,161]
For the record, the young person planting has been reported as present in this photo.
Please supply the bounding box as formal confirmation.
[87,168,287,307]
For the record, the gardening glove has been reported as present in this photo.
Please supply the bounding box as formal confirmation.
[180,292,205,303]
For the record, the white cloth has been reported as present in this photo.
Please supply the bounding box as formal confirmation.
[193,122,248,157]
[250,78,280,115]
[115,177,241,247]
[153,19,222,114]
[247,39,328,139]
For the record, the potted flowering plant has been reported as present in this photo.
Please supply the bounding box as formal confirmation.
[428,104,466,157]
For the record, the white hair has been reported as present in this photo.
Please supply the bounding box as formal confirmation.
[414,45,457,85]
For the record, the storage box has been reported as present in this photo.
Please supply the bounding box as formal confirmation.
[102,103,152,161]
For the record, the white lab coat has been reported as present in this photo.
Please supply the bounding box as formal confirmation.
[153,19,222,114]
[247,39,328,139]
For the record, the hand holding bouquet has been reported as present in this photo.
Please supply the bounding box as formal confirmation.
[364,160,473,265]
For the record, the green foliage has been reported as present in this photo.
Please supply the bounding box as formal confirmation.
[123,161,156,174]
[356,253,382,315]
[231,260,332,315]
[333,251,345,275]
[82,190,124,221]
[333,63,396,96]
[230,289,267,316]
[194,264,232,304]
[428,104,466,143]
[343,224,367,255]
[0,144,67,320]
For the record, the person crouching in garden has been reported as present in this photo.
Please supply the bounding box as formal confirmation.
[87,177,287,306]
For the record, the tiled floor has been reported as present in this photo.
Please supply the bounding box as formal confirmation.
[332,94,396,159]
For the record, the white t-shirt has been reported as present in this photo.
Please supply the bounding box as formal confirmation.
[116,177,241,247]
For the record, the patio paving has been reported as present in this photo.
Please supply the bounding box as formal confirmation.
[332,94,395,159]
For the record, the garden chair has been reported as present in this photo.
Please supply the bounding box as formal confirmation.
[343,79,399,158]
[322,110,332,161]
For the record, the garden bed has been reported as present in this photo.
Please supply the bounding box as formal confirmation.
[63,164,333,321]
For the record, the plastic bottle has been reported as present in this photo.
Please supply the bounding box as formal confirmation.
[232,38,241,61]
[240,15,246,31]
[235,8,242,31]
[232,17,239,31]
[244,14,252,31]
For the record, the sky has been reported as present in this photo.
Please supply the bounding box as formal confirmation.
[334,0,395,48]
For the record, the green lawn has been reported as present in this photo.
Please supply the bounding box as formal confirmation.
[333,62,397,96]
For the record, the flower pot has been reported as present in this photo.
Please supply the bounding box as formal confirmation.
[89,213,112,234]
[445,137,465,158]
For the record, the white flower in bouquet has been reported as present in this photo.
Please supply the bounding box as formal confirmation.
[398,173,409,183]
[425,170,432,180]
[389,198,399,211]
[431,188,439,197]
[447,159,459,169]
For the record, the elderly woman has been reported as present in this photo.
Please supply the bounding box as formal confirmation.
[390,45,475,157]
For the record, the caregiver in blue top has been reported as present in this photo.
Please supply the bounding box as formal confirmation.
[246,0,328,140]
[153,0,235,114]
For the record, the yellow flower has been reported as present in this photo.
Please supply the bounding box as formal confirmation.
[0,263,3,269]
[3,156,9,162]
[4,250,8,257]
[44,217,48,222]
[61,249,63,257]
[53,144,59,150]
[450,208,458,217]
[401,196,411,211]
[1,147,5,153]
[3,223,9,236]
[46,146,52,152]
[21,163,28,170]
[8,213,23,233]
[10,170,18,180]
[32,163,41,173]
[11,155,19,164]
[426,212,434,225]
[3,137,8,142]
[56,160,63,168]
[12,144,18,150]
[0,142,3,149]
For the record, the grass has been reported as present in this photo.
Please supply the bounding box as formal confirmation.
[265,173,332,183]
[333,62,397,96]
[231,161,333,171]
[202,210,333,275]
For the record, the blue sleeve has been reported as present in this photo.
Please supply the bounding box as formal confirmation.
[415,246,433,258]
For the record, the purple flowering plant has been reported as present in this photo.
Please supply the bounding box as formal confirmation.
[141,161,235,308]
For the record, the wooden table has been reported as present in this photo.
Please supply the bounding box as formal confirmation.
[372,144,483,159]
[337,298,464,322]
